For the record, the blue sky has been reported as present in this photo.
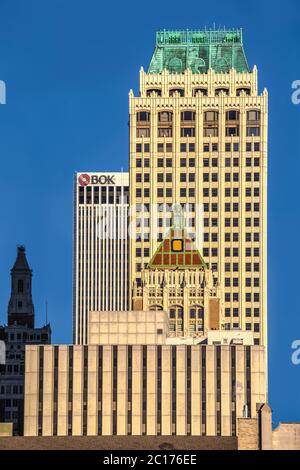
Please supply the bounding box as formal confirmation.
[0,0,299,425]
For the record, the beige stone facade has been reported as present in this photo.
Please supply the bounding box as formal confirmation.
[88,310,168,345]
[24,344,266,437]
[129,65,268,349]
[133,267,223,338]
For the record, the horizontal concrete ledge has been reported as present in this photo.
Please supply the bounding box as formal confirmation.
[0,435,237,451]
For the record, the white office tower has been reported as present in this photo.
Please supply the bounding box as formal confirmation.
[73,172,129,344]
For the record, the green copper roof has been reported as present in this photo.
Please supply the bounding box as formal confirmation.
[148,29,249,74]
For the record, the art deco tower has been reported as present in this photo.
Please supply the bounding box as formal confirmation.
[129,29,267,347]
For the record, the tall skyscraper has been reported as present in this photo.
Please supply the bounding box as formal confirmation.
[129,29,267,348]
[73,172,129,344]
[0,246,51,435]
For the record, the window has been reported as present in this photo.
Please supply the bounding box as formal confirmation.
[247,127,260,137]
[137,111,150,122]
[247,110,260,122]
[203,144,209,152]
[158,127,172,137]
[17,279,24,293]
[136,143,142,153]
[193,88,207,96]
[215,88,229,95]
[169,88,184,96]
[157,143,164,152]
[226,127,239,136]
[180,143,186,152]
[225,143,231,152]
[181,111,195,121]
[226,110,239,121]
[237,87,250,96]
[146,88,161,96]
[181,127,195,137]
[204,127,218,137]
[158,111,172,123]
[137,128,150,138]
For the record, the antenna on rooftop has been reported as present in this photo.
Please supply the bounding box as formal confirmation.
[45,301,48,325]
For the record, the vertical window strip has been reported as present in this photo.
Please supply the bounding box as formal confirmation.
[216,346,221,436]
[112,346,118,435]
[201,346,206,436]
[171,346,176,435]
[246,346,251,418]
[157,345,162,436]
[97,346,103,435]
[82,345,88,435]
[186,346,192,435]
[231,346,237,435]
[68,346,73,436]
[38,347,44,436]
[142,345,147,435]
[127,345,132,435]
[53,346,59,436]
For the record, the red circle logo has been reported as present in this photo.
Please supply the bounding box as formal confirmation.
[78,173,90,186]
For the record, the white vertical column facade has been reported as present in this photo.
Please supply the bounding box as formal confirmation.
[73,172,129,345]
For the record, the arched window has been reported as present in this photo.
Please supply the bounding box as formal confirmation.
[246,109,261,137]
[215,87,229,96]
[189,306,204,334]
[225,110,240,137]
[204,111,219,137]
[149,305,163,311]
[158,111,173,137]
[236,87,250,96]
[136,111,151,138]
[192,88,208,96]
[168,305,184,336]
[169,88,185,97]
[146,88,162,96]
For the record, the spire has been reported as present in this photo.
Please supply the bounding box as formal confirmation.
[11,245,31,271]
[7,245,35,328]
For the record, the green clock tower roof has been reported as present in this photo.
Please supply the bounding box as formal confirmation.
[148,29,249,74]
